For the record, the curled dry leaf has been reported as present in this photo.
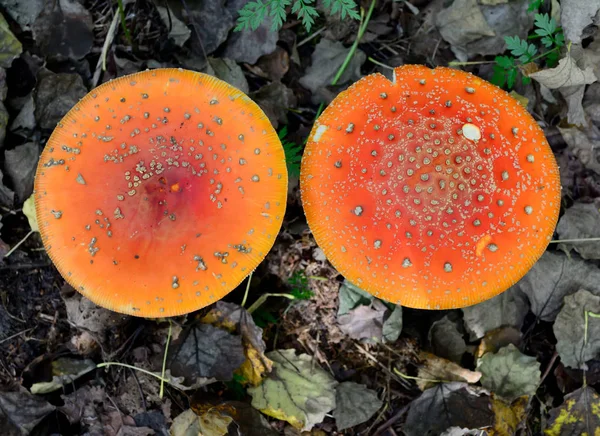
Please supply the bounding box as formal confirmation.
[417,352,482,391]
[248,349,338,431]
[529,56,597,89]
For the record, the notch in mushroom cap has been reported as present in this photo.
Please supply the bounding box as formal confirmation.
[34,68,287,317]
[300,64,560,310]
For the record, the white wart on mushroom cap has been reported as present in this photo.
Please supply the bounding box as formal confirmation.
[300,65,561,309]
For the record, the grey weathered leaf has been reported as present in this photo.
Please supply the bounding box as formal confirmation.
[31,0,93,61]
[338,279,374,316]
[169,324,245,382]
[157,6,191,47]
[554,289,600,369]
[404,383,494,436]
[10,95,36,133]
[0,390,55,435]
[462,286,529,341]
[207,57,249,93]
[382,305,403,343]
[560,0,600,44]
[435,0,495,60]
[477,344,540,401]
[0,168,14,208]
[0,13,22,68]
[334,382,383,431]
[299,39,366,98]
[34,70,87,130]
[172,0,233,56]
[0,99,8,150]
[556,202,600,260]
[224,0,277,64]
[248,349,338,431]
[4,142,39,204]
[338,301,385,341]
[0,0,45,29]
[428,315,467,363]
[558,126,600,174]
[251,81,297,128]
[516,251,600,321]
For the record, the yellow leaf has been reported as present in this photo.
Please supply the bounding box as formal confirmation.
[490,395,528,436]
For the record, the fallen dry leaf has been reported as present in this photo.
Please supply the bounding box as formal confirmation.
[202,301,272,386]
[417,352,482,391]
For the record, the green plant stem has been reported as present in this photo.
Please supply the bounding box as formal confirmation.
[521,45,562,65]
[247,293,296,314]
[159,320,172,398]
[314,0,378,120]
[97,362,169,383]
[241,271,253,308]
[368,56,394,70]
[116,0,132,45]
[448,60,496,67]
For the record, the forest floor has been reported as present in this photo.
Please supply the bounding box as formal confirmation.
[1,0,600,435]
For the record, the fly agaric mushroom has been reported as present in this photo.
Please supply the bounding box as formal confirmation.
[300,65,560,309]
[35,68,287,317]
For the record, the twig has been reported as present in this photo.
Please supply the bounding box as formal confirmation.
[354,342,411,389]
[372,403,411,436]
[0,327,35,344]
[549,237,600,244]
[4,230,34,258]
[297,27,325,47]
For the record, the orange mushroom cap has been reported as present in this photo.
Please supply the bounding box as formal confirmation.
[300,65,560,309]
[35,68,287,317]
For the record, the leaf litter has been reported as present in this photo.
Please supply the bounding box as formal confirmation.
[2,0,600,434]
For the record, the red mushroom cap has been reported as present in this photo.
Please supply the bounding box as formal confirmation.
[300,65,560,309]
[35,68,287,317]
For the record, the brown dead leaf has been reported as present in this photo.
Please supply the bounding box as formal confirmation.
[417,352,482,391]
[247,46,290,81]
